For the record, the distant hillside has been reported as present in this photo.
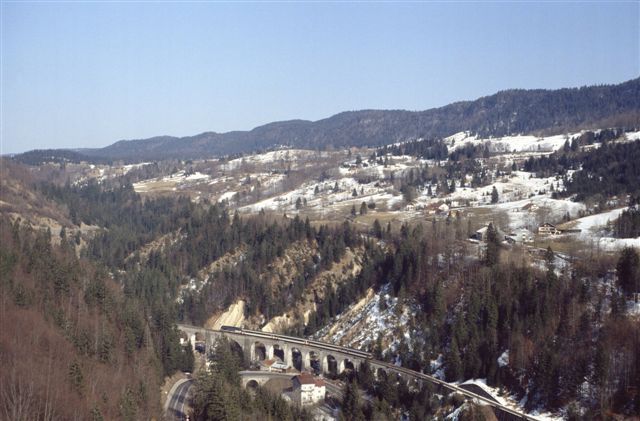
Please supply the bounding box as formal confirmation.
[12,148,112,166]
[19,77,640,162]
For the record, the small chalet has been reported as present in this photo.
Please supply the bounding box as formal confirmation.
[470,224,502,242]
[472,226,489,241]
[292,372,326,406]
[538,223,560,235]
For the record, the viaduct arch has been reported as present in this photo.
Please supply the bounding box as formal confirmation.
[179,324,369,377]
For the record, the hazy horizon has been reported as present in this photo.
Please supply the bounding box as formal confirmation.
[2,2,638,154]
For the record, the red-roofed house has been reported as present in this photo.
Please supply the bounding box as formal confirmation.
[292,372,326,406]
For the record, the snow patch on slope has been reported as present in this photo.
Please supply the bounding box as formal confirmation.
[445,132,578,154]
[459,379,562,421]
[313,284,412,352]
[565,207,640,250]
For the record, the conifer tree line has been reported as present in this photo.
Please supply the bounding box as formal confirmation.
[0,217,176,420]
[178,213,363,324]
[379,138,449,160]
[360,152,493,205]
[522,136,640,202]
[614,203,640,239]
[39,180,363,325]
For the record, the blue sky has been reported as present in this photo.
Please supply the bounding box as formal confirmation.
[2,2,638,154]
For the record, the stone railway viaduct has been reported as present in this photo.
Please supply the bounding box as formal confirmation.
[178,324,534,421]
[179,324,369,374]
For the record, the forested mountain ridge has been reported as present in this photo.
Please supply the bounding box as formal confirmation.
[14,78,640,163]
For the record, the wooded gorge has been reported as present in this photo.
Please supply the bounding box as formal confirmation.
[2,152,640,419]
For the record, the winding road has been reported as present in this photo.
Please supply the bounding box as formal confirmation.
[165,378,194,421]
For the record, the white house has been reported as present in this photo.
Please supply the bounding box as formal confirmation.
[293,372,326,406]
[538,223,560,235]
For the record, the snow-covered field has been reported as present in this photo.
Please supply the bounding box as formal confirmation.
[496,197,585,231]
[622,130,640,142]
[222,149,322,171]
[217,191,237,202]
[563,207,640,250]
[579,236,640,251]
[133,170,211,192]
[444,131,578,154]
[239,176,385,214]
[125,146,632,258]
[572,207,626,233]
[444,130,640,155]
[232,156,586,232]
